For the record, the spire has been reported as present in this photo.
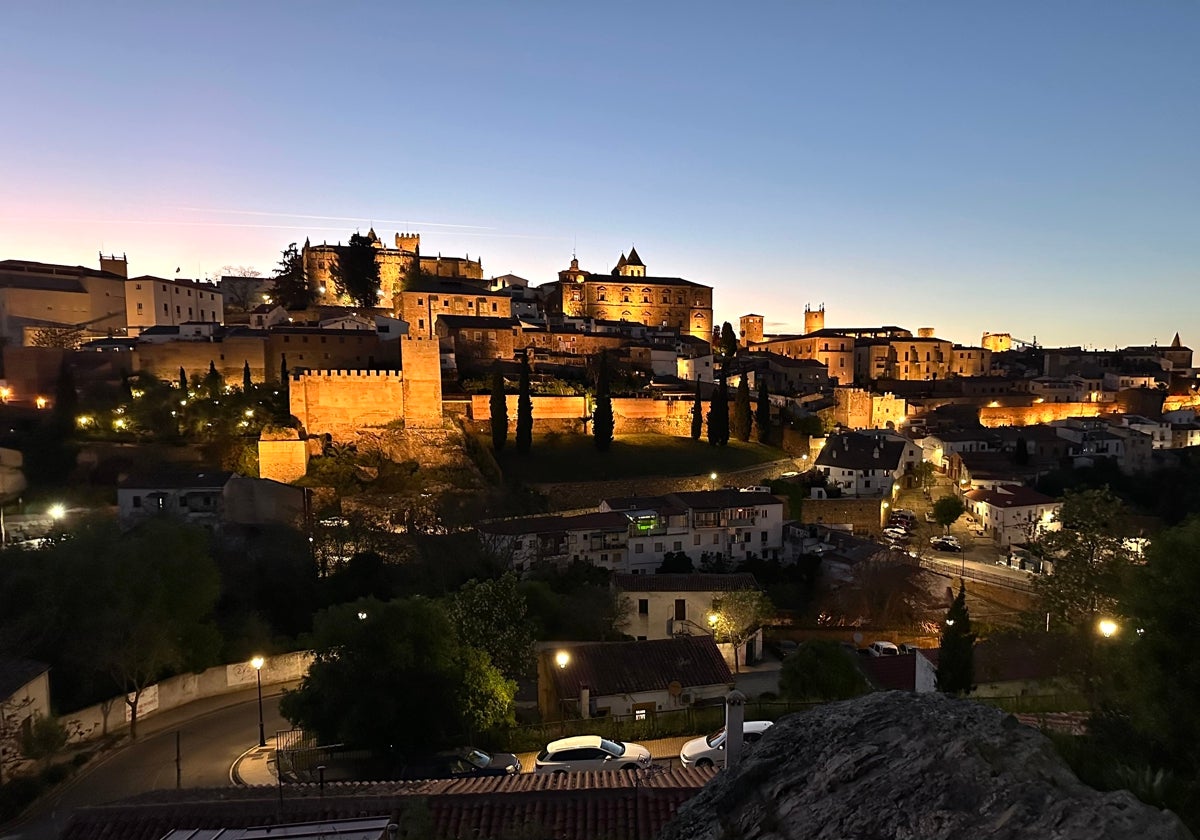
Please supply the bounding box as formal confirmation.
[304,237,311,248]
[612,252,627,275]
[1172,332,1182,348]
[625,246,644,267]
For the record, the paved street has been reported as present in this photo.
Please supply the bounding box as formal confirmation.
[1,686,291,840]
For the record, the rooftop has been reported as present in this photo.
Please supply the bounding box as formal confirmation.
[612,573,760,593]
[549,636,733,699]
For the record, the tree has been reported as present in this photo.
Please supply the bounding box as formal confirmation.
[708,379,729,446]
[52,358,78,429]
[657,551,695,574]
[779,641,869,701]
[204,360,223,399]
[279,354,290,416]
[1034,488,1131,631]
[1013,435,1030,466]
[31,326,85,349]
[732,376,752,442]
[178,366,188,393]
[216,266,264,312]
[755,376,771,443]
[402,252,424,292]
[242,360,253,392]
[937,581,975,695]
[330,232,381,309]
[489,360,508,452]
[932,494,966,532]
[515,352,533,453]
[719,321,738,358]
[690,377,703,441]
[709,590,774,673]
[280,598,515,756]
[270,243,313,310]
[446,573,535,680]
[592,352,614,452]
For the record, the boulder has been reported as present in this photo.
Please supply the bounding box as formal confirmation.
[662,691,1191,840]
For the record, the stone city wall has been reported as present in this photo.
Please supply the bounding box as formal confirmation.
[800,497,888,536]
[291,369,405,438]
[979,402,1104,427]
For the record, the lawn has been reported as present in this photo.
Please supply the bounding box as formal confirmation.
[489,433,787,483]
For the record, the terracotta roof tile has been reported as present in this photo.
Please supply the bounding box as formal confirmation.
[550,636,733,699]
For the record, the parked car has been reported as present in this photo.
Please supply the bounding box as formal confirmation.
[898,643,921,655]
[866,641,900,656]
[883,526,910,541]
[679,721,774,768]
[929,535,962,552]
[535,735,652,773]
[399,747,521,779]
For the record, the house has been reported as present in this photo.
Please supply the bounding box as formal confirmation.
[920,637,1071,699]
[538,635,733,721]
[921,429,997,471]
[117,470,234,527]
[814,430,923,497]
[125,275,224,334]
[248,303,288,330]
[222,475,308,529]
[477,511,631,572]
[0,657,51,760]
[859,652,937,693]
[962,485,1061,548]
[613,573,766,667]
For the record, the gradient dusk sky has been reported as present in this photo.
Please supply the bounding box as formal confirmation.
[2,2,1197,349]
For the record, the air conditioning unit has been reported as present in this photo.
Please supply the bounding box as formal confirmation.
[679,692,694,705]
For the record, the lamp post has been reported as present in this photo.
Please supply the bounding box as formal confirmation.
[251,656,266,747]
[709,472,718,491]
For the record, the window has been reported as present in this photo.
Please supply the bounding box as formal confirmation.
[136,302,143,313]
[674,599,687,621]
[674,541,682,551]
[600,553,608,562]
[132,496,142,508]
[635,544,644,554]
[638,599,649,615]
[693,534,701,545]
[713,534,719,544]
[654,542,663,552]
[761,531,768,542]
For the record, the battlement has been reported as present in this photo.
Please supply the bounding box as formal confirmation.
[292,369,402,382]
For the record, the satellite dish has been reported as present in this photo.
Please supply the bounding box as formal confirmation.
[668,680,683,697]
[852,632,863,645]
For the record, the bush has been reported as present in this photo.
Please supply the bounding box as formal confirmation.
[779,641,870,702]
[0,775,45,823]
[38,762,72,786]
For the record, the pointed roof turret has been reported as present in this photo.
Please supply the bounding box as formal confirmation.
[366,227,379,243]
[304,237,311,248]
[611,252,627,275]
[1172,332,1182,348]
[626,246,644,267]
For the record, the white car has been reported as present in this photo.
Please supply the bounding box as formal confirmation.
[679,721,774,768]
[866,641,900,657]
[534,735,652,773]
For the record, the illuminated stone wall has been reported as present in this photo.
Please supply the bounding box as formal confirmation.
[291,369,406,438]
[257,434,308,483]
[400,335,443,427]
[979,402,1105,428]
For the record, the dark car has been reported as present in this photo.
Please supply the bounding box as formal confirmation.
[930,536,963,553]
[399,747,521,780]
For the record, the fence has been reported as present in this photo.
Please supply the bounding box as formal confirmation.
[918,557,1034,593]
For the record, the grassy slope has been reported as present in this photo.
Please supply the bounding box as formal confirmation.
[490,432,786,483]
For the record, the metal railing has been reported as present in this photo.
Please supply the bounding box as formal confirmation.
[918,557,1035,592]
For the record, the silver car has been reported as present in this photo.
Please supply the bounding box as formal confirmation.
[679,721,774,768]
[534,735,652,773]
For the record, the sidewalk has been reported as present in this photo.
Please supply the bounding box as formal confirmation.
[232,737,280,786]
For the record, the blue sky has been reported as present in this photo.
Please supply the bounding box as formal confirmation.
[2,2,1197,348]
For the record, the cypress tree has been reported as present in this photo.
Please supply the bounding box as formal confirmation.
[490,360,508,452]
[755,376,771,443]
[243,360,253,392]
[279,354,290,416]
[179,366,188,393]
[592,351,614,452]
[205,360,223,399]
[690,377,703,441]
[733,375,752,442]
[708,378,729,447]
[515,351,533,453]
[937,581,976,696]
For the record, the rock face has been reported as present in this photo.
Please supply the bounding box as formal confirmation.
[661,692,1192,840]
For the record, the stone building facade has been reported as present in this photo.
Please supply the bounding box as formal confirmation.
[538,249,714,341]
[302,231,484,309]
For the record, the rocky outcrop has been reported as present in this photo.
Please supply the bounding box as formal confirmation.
[662,692,1192,840]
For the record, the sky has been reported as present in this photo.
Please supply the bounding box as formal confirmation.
[2,2,1197,349]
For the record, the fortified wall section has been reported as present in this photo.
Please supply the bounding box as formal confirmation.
[830,388,907,430]
[291,369,405,438]
[800,497,888,537]
[979,402,1104,427]
[400,335,443,426]
[466,395,695,437]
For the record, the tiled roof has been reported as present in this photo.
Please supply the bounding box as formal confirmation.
[61,769,714,840]
[964,484,1057,508]
[118,470,234,490]
[436,314,521,329]
[404,278,507,297]
[664,490,781,509]
[814,432,907,472]
[612,573,760,593]
[0,656,49,698]
[550,636,733,699]
[477,511,630,537]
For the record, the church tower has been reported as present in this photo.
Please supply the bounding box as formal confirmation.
[804,303,825,334]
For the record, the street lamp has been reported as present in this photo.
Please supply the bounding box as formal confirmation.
[1097,619,1118,639]
[709,472,718,491]
[555,651,570,669]
[48,503,66,521]
[251,656,266,747]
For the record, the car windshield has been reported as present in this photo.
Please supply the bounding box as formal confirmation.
[705,727,726,748]
[465,749,491,769]
[600,738,625,756]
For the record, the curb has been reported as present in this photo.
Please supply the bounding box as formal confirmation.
[229,744,261,786]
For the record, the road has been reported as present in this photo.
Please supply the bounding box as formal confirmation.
[2,686,290,840]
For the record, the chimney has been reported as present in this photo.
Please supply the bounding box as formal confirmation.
[724,690,746,769]
[580,685,591,719]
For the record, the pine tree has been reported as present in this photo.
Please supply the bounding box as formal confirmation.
[53,359,78,432]
[755,375,771,443]
[179,367,188,393]
[489,360,508,452]
[515,351,533,453]
[331,232,382,309]
[243,360,253,392]
[690,377,703,441]
[708,378,729,446]
[592,351,614,452]
[270,242,314,310]
[937,581,976,696]
[720,321,738,358]
[733,376,752,442]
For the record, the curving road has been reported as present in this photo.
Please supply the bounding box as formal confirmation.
[2,686,290,840]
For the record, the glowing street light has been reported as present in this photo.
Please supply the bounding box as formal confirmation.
[1097,619,1119,639]
[48,504,66,520]
[709,472,718,491]
[251,656,266,747]
[555,651,571,669]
